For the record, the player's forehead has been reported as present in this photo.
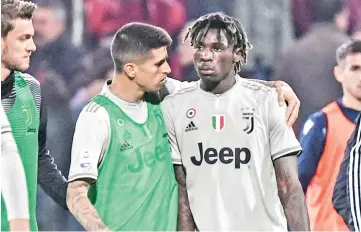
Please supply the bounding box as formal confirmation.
[135,46,168,67]
[197,28,230,46]
[145,46,168,63]
[345,53,361,65]
[8,18,34,37]
[151,47,167,58]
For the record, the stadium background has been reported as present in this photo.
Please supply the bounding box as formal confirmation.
[20,0,361,230]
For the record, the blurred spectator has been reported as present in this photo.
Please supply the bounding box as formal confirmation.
[172,21,199,82]
[346,0,361,34]
[70,44,114,119]
[292,0,361,38]
[277,0,349,136]
[83,0,186,42]
[298,40,361,231]
[230,0,295,80]
[186,0,230,21]
[29,0,89,97]
[352,24,361,40]
[82,0,186,80]
[33,69,81,231]
[292,0,313,38]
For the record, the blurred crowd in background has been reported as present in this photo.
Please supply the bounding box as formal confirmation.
[26,0,361,230]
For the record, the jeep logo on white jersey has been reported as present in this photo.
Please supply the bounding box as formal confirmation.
[191,143,251,168]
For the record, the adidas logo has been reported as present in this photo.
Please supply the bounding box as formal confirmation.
[120,140,133,151]
[185,121,198,132]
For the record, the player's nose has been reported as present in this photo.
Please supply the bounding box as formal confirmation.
[200,48,213,61]
[162,61,171,75]
[27,38,36,52]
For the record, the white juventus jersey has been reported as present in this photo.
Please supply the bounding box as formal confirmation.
[161,76,302,231]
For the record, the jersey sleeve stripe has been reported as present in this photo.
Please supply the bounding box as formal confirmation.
[1,125,12,134]
[172,159,182,165]
[272,146,302,160]
[68,173,98,182]
[349,121,361,231]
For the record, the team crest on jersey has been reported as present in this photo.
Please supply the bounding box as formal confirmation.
[117,119,124,127]
[241,108,255,134]
[186,108,196,118]
[212,115,225,132]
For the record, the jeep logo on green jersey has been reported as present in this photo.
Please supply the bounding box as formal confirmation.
[127,143,169,173]
[191,142,251,168]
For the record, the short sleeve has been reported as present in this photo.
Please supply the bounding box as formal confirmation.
[161,97,182,165]
[68,108,109,182]
[268,90,302,160]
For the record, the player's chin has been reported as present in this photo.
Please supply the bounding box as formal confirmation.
[199,74,222,83]
[147,84,162,92]
[17,63,30,72]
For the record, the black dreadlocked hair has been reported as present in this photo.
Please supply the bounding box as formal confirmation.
[185,12,252,73]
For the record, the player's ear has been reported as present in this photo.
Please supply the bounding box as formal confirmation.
[123,63,136,80]
[233,48,242,64]
[334,65,344,84]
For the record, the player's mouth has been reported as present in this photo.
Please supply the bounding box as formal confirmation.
[160,76,167,84]
[199,67,215,75]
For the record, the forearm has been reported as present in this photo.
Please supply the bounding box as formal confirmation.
[279,182,310,231]
[274,155,310,231]
[174,165,196,231]
[1,140,29,221]
[67,181,108,231]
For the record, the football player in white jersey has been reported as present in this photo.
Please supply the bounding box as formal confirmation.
[1,104,30,231]
[162,12,310,231]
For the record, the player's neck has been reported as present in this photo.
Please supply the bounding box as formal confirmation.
[110,73,145,103]
[1,63,11,81]
[342,93,361,111]
[201,73,236,94]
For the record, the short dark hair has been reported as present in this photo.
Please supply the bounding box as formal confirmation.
[185,12,252,73]
[336,40,361,65]
[1,0,37,37]
[310,0,344,22]
[110,22,172,72]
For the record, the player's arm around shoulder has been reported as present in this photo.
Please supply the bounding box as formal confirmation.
[67,105,110,231]
[247,78,300,127]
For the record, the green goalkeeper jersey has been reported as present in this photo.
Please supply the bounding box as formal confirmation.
[88,94,178,231]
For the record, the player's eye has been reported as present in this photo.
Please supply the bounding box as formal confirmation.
[19,34,32,41]
[350,65,361,71]
[195,45,204,51]
[155,59,166,67]
[213,46,223,52]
